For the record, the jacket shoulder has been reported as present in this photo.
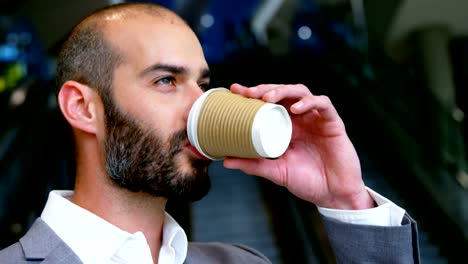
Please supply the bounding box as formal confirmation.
[0,218,82,264]
[186,242,271,264]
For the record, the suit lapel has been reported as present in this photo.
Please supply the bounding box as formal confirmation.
[41,242,83,264]
[19,218,82,263]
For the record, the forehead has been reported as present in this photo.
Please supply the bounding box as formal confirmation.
[104,14,207,72]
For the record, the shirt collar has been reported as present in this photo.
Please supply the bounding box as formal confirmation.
[40,190,188,264]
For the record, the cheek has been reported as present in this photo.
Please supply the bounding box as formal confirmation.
[145,102,187,134]
[123,86,191,135]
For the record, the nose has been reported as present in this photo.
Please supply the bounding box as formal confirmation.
[183,85,204,122]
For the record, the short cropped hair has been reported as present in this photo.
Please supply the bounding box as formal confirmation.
[56,2,184,103]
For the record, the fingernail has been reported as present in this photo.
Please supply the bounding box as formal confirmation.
[293,101,303,109]
[223,160,233,168]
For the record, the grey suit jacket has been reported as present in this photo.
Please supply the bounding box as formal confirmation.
[0,215,419,263]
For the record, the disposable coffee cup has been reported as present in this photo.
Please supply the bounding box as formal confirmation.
[187,88,292,160]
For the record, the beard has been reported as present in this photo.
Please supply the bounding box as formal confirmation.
[102,98,211,202]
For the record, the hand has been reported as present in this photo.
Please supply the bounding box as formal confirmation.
[223,83,374,210]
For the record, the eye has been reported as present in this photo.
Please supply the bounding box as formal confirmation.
[155,76,175,86]
[198,82,210,91]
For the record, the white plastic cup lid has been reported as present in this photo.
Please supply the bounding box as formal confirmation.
[251,103,292,158]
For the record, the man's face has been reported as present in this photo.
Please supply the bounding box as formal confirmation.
[99,14,212,201]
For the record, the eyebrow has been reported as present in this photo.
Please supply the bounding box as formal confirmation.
[200,68,211,79]
[140,63,210,80]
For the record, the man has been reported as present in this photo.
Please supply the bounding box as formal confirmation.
[0,2,419,263]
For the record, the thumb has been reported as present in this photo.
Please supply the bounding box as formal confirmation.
[223,158,264,176]
[223,158,280,183]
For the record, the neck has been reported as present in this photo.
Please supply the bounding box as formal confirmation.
[72,141,167,263]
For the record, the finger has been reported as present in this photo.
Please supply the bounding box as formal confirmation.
[261,84,312,103]
[291,95,339,120]
[229,83,250,96]
[230,83,283,99]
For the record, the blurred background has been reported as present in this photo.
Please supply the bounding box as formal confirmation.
[0,0,467,263]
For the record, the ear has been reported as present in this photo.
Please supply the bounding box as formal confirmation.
[58,80,101,135]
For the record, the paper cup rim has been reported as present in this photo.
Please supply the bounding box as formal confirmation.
[187,88,228,160]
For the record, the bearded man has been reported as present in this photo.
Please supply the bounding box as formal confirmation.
[0,2,419,263]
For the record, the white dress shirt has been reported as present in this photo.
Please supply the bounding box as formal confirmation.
[40,188,405,263]
[318,187,406,226]
[41,191,187,264]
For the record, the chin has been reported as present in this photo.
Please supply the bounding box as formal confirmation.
[168,151,212,202]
